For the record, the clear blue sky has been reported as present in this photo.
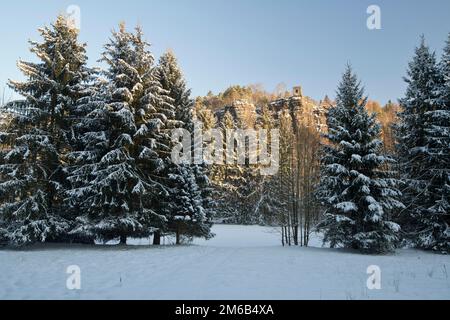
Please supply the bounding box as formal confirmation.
[1,0,450,105]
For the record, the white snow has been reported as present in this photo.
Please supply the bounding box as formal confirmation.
[0,224,449,300]
[336,201,358,213]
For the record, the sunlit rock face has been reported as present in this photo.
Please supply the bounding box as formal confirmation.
[215,99,257,129]
[212,86,329,134]
[269,94,328,133]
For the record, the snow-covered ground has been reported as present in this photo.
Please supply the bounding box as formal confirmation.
[0,225,449,300]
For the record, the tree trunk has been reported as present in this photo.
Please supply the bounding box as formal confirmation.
[176,228,181,245]
[119,235,127,245]
[293,225,299,246]
[287,223,291,246]
[153,231,161,245]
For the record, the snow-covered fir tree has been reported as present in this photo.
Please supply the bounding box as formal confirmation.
[0,112,12,245]
[428,34,450,252]
[131,27,178,245]
[420,34,450,253]
[157,51,213,243]
[67,24,172,244]
[64,75,108,244]
[0,15,91,245]
[397,37,449,252]
[166,164,209,244]
[157,51,193,130]
[317,65,404,254]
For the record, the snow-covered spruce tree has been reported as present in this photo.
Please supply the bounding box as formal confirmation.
[0,16,91,245]
[64,74,108,244]
[317,65,404,254]
[413,35,450,252]
[68,24,171,245]
[157,51,193,130]
[426,34,450,252]
[157,51,213,243]
[165,164,208,244]
[419,34,450,253]
[0,112,12,245]
[132,32,177,245]
[397,37,449,252]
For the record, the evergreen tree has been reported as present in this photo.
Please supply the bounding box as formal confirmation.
[317,65,404,254]
[157,51,213,243]
[166,164,209,244]
[397,37,449,252]
[130,26,176,245]
[417,35,450,251]
[64,76,108,243]
[157,51,192,129]
[67,24,171,244]
[0,16,91,245]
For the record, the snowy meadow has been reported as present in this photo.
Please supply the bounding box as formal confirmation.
[0,225,449,300]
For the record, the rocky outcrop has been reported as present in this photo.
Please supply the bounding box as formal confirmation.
[212,88,328,133]
[269,95,327,133]
[216,99,257,129]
